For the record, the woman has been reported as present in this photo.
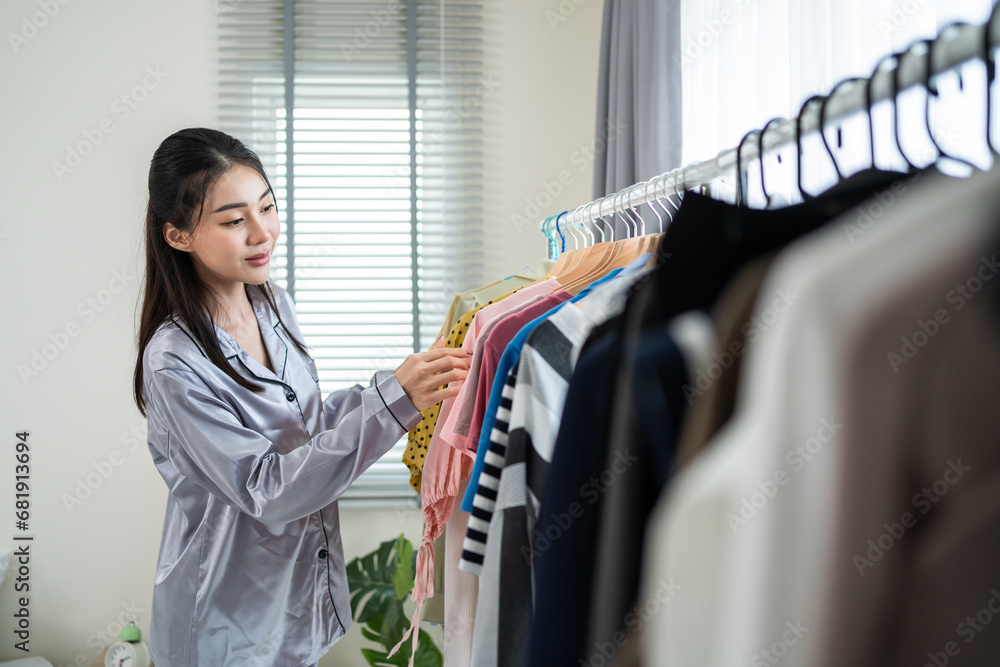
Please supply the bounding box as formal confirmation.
[132,127,470,666]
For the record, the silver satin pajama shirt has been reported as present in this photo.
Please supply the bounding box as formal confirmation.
[141,282,423,666]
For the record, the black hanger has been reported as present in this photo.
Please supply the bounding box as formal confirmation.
[922,28,980,172]
[796,93,829,201]
[986,1,1000,157]
[809,67,911,202]
[866,51,897,170]
[796,59,912,217]
[735,127,760,208]
[758,117,786,209]
[889,48,921,173]
[819,76,868,184]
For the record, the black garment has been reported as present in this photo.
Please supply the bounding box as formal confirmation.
[586,318,690,657]
[525,330,620,667]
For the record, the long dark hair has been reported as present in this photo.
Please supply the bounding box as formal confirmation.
[133,127,310,417]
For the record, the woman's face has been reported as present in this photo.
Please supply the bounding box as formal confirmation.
[165,164,279,292]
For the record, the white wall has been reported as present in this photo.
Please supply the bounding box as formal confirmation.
[482,0,605,281]
[0,0,602,665]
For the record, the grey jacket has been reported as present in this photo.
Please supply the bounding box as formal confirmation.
[141,281,423,666]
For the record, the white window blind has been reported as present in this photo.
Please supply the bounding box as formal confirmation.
[218,0,485,507]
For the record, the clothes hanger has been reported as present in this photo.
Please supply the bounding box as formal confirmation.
[548,211,579,276]
[985,2,1000,160]
[818,76,868,185]
[638,179,667,265]
[646,69,910,318]
[735,126,761,209]
[758,116,786,209]
[644,178,667,235]
[986,1,1000,160]
[569,204,597,248]
[615,183,649,258]
[921,28,981,173]
[888,48,922,173]
[827,49,915,194]
[793,63,913,219]
[572,195,620,277]
[556,209,588,276]
[556,196,620,291]
[630,181,662,255]
[589,199,606,244]
[648,106,858,328]
[595,186,635,268]
[985,3,1000,326]
[621,182,652,254]
[542,215,559,261]
[727,126,762,245]
[651,171,675,225]
[795,93,829,202]
[669,164,689,212]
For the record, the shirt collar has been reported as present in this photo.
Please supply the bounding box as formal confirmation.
[174,285,279,360]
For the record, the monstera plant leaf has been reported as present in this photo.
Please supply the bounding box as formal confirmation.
[346,533,441,667]
[393,534,415,601]
[347,536,399,624]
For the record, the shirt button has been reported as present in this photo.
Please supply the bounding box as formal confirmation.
[286,391,296,402]
[317,549,328,559]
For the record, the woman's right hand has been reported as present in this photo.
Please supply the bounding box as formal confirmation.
[393,335,472,412]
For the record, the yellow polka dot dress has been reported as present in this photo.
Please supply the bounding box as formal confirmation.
[402,289,523,494]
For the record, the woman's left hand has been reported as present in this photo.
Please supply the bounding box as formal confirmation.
[393,335,472,411]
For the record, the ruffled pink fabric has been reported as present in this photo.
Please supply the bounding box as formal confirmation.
[389,391,474,666]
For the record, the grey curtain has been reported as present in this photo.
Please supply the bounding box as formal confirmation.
[592,0,682,237]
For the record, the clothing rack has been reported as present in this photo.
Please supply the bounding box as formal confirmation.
[541,16,1000,239]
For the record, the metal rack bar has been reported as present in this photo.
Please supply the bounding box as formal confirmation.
[541,18,1000,233]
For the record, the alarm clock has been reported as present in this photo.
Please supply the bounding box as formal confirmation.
[104,618,151,667]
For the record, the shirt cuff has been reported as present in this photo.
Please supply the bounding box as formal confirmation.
[374,370,423,432]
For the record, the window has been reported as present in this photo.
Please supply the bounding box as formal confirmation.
[219,0,485,507]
